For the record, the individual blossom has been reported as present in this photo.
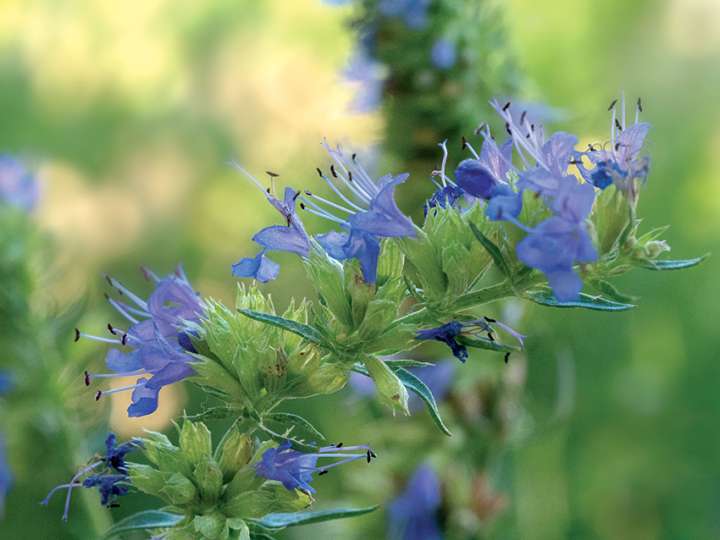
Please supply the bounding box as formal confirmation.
[0,155,39,212]
[303,142,416,283]
[255,440,376,494]
[431,38,457,70]
[515,180,598,301]
[0,435,10,518]
[41,433,141,521]
[78,266,203,417]
[424,141,468,215]
[388,464,443,540]
[576,96,650,196]
[416,318,525,363]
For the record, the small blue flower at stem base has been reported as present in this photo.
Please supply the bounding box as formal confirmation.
[0,156,39,212]
[416,322,468,362]
[0,435,12,518]
[431,39,456,70]
[231,250,280,283]
[317,228,381,283]
[388,464,443,540]
[255,441,376,494]
[425,184,465,215]
[41,433,141,521]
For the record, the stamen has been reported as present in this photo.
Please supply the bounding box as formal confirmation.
[84,371,90,386]
[140,266,160,283]
[303,192,355,214]
[299,199,348,225]
[608,98,618,111]
[74,328,80,342]
[265,170,279,178]
[504,352,510,364]
[76,331,125,345]
[502,101,511,111]
[104,276,148,310]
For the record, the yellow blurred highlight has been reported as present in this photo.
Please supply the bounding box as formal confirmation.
[108,376,186,438]
[665,0,720,56]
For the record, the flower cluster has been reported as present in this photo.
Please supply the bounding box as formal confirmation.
[78,266,203,416]
[41,433,141,521]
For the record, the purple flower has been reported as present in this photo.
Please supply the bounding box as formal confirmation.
[577,96,650,193]
[379,0,431,29]
[516,181,597,301]
[231,250,280,283]
[416,318,524,362]
[41,433,141,521]
[79,266,203,417]
[0,372,12,395]
[431,39,457,70]
[301,142,416,282]
[343,49,385,113]
[255,441,375,494]
[388,464,443,540]
[0,156,39,212]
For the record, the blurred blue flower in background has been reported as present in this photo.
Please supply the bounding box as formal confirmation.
[343,48,385,113]
[256,441,375,494]
[0,156,39,212]
[80,267,203,417]
[431,39,457,70]
[389,463,443,540]
[379,0,430,29]
[0,372,12,518]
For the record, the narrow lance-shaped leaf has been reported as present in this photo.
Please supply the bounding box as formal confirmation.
[469,222,512,278]
[249,506,379,530]
[103,510,184,539]
[457,335,520,353]
[238,308,325,345]
[636,254,708,271]
[525,289,635,311]
[393,367,453,437]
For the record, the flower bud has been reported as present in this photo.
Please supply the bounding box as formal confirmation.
[142,431,192,477]
[128,463,168,497]
[159,472,197,505]
[363,355,409,415]
[193,511,227,540]
[643,240,670,259]
[179,420,212,467]
[216,428,253,481]
[193,458,223,503]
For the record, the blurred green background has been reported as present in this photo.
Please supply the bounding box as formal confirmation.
[1,0,719,538]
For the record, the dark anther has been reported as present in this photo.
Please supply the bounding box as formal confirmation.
[316,167,323,177]
[318,469,329,476]
[95,390,102,401]
[109,503,121,508]
[348,171,353,182]
[474,122,486,135]
[351,152,357,162]
[266,188,271,194]
[504,352,510,364]
[300,202,306,210]
[461,135,468,149]
[502,101,511,111]
[487,331,495,342]
[366,450,372,463]
[293,191,301,201]
[484,316,497,323]
[140,266,151,281]
[587,143,597,151]
[305,190,313,196]
[74,328,81,342]
[505,123,512,135]
[121,334,128,346]
[84,371,91,386]
[336,442,344,448]
[615,143,621,151]
[107,323,116,335]
[531,123,535,132]
[104,274,113,287]
[608,98,618,111]
[615,118,623,131]
[330,165,338,178]
[520,110,527,124]
[526,133,531,139]
[637,97,643,112]
[369,450,377,458]
[265,170,279,177]
[569,159,582,165]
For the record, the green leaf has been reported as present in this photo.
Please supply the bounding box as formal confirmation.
[265,412,327,443]
[526,289,635,311]
[469,223,511,278]
[103,510,183,538]
[636,254,708,271]
[238,309,325,345]
[250,506,378,530]
[383,358,434,369]
[393,367,452,437]
[457,335,520,353]
[589,279,638,304]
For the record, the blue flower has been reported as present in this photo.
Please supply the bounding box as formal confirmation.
[379,0,431,29]
[0,156,39,212]
[388,464,443,540]
[0,435,11,518]
[343,48,385,113]
[231,166,311,282]
[577,96,650,194]
[231,249,280,283]
[42,433,141,521]
[79,266,203,417]
[0,371,12,395]
[516,181,597,301]
[301,143,416,282]
[431,39,457,70]
[416,318,524,362]
[255,441,375,494]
